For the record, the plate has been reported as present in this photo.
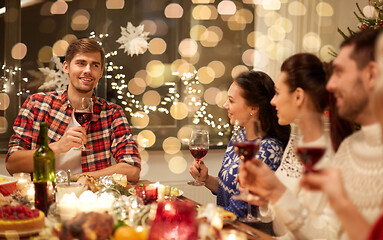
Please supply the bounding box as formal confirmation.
[0,175,17,196]
[0,228,43,238]
[197,205,237,222]
[221,209,237,221]
[128,184,184,198]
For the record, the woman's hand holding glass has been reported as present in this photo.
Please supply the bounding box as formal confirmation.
[187,130,209,186]
[189,159,208,184]
[232,120,264,222]
[293,112,329,173]
[238,159,287,204]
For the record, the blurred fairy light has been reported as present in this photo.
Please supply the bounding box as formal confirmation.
[89,32,178,119]
[182,71,230,134]
[85,31,231,147]
[1,65,23,93]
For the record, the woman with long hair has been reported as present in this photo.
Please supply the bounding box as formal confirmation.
[189,71,290,225]
[238,53,337,238]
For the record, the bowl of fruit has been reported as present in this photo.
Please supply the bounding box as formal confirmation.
[0,175,18,196]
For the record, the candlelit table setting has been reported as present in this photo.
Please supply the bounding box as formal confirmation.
[0,173,274,240]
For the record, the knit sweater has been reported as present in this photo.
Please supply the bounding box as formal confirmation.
[269,124,383,240]
[217,128,284,218]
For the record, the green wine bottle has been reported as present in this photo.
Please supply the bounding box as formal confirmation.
[33,122,55,215]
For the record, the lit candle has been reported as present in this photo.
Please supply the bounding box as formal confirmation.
[96,192,115,213]
[56,183,85,203]
[136,225,149,240]
[59,192,79,221]
[145,183,158,204]
[221,229,247,240]
[26,184,35,203]
[13,172,31,191]
[157,184,165,200]
[78,191,98,212]
[16,178,29,190]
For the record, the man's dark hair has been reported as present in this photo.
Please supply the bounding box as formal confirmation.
[65,38,105,67]
[341,28,383,69]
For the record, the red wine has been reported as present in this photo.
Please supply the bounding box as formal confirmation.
[295,146,325,172]
[75,112,92,126]
[233,141,260,162]
[34,181,54,215]
[190,147,208,160]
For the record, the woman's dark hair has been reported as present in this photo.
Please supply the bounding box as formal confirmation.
[323,62,354,151]
[281,53,328,112]
[235,71,291,148]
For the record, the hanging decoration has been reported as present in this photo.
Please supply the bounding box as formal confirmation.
[38,55,69,91]
[116,22,150,56]
[329,1,383,57]
[338,1,383,39]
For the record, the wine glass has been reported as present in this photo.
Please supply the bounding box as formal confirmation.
[232,120,262,223]
[74,97,93,151]
[293,112,329,173]
[188,130,209,186]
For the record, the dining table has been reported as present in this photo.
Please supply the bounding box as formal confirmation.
[0,177,275,240]
[137,180,275,240]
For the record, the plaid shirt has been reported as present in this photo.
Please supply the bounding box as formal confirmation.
[7,89,141,172]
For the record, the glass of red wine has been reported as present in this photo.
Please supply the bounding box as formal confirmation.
[232,120,262,223]
[188,130,209,186]
[74,97,93,151]
[293,113,328,173]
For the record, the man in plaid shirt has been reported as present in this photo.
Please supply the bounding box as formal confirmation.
[6,38,140,181]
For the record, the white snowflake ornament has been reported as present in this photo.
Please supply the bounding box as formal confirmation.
[116,22,149,56]
[39,55,69,91]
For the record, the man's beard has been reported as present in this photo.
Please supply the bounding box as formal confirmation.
[337,77,368,122]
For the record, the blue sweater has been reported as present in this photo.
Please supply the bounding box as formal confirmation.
[217,128,283,218]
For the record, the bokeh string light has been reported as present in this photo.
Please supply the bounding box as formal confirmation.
[3,0,341,160]
[88,29,232,150]
[0,65,27,96]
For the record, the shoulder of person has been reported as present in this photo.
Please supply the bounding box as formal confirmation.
[94,97,126,116]
[260,137,283,148]
[24,90,61,105]
[335,129,359,152]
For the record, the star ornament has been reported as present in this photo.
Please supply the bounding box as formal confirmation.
[39,55,69,91]
[116,22,150,56]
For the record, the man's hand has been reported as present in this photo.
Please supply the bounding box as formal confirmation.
[50,126,87,154]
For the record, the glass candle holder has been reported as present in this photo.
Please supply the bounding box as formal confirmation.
[56,183,85,203]
[148,199,198,240]
[13,172,34,205]
[135,184,158,205]
[13,172,32,191]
